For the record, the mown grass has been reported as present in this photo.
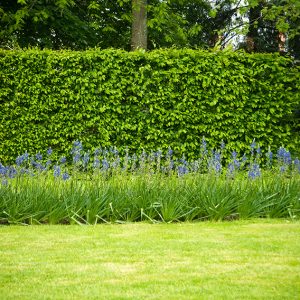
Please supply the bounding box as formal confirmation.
[0,220,300,299]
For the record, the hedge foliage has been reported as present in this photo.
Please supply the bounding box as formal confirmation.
[0,48,299,163]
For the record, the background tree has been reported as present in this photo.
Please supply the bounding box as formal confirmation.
[0,0,97,49]
[222,0,300,57]
[88,0,132,50]
[131,0,147,50]
[261,0,300,58]
[0,0,299,57]
[0,0,132,50]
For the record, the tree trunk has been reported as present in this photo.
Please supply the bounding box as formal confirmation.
[246,4,261,52]
[131,0,147,51]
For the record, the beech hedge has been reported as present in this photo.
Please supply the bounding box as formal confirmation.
[0,48,299,163]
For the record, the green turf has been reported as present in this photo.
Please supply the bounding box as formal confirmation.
[0,220,300,299]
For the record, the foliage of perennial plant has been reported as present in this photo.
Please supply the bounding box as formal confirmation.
[0,140,299,225]
[0,49,299,164]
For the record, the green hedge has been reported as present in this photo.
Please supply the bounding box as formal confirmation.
[0,48,299,163]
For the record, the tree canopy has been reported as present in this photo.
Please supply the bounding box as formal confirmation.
[0,0,299,57]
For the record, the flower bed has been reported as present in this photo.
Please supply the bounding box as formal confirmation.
[0,139,299,224]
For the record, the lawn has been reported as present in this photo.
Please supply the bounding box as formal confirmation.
[0,220,300,299]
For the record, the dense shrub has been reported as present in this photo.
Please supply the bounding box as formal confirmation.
[0,48,299,163]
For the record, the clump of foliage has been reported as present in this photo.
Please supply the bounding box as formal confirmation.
[0,140,299,225]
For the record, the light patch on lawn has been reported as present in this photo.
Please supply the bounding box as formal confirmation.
[103,262,140,274]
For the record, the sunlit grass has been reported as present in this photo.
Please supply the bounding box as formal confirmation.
[0,220,300,299]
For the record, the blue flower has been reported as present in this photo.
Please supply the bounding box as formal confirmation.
[277,147,292,165]
[112,156,121,169]
[102,148,108,156]
[214,161,222,173]
[16,156,24,166]
[62,172,70,181]
[82,153,90,166]
[214,151,221,162]
[233,159,241,169]
[31,160,44,171]
[93,158,100,168]
[227,163,235,175]
[201,137,207,155]
[220,140,225,150]
[167,147,173,157]
[35,152,43,161]
[110,147,119,156]
[15,152,28,166]
[20,168,30,175]
[1,179,8,186]
[54,166,61,178]
[241,154,247,162]
[211,151,222,173]
[266,150,273,161]
[36,163,45,171]
[102,159,109,171]
[71,141,83,155]
[179,157,188,166]
[250,139,256,156]
[248,171,255,179]
[294,158,300,173]
[154,150,162,158]
[94,148,101,156]
[60,157,67,164]
[47,148,53,156]
[178,165,188,176]
[248,163,261,179]
[73,140,82,149]
[73,153,81,164]
[231,151,237,159]
[0,164,8,175]
[7,167,17,179]
[283,151,292,165]
[230,152,239,168]
[168,159,174,171]
[280,165,286,173]
[277,147,286,160]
